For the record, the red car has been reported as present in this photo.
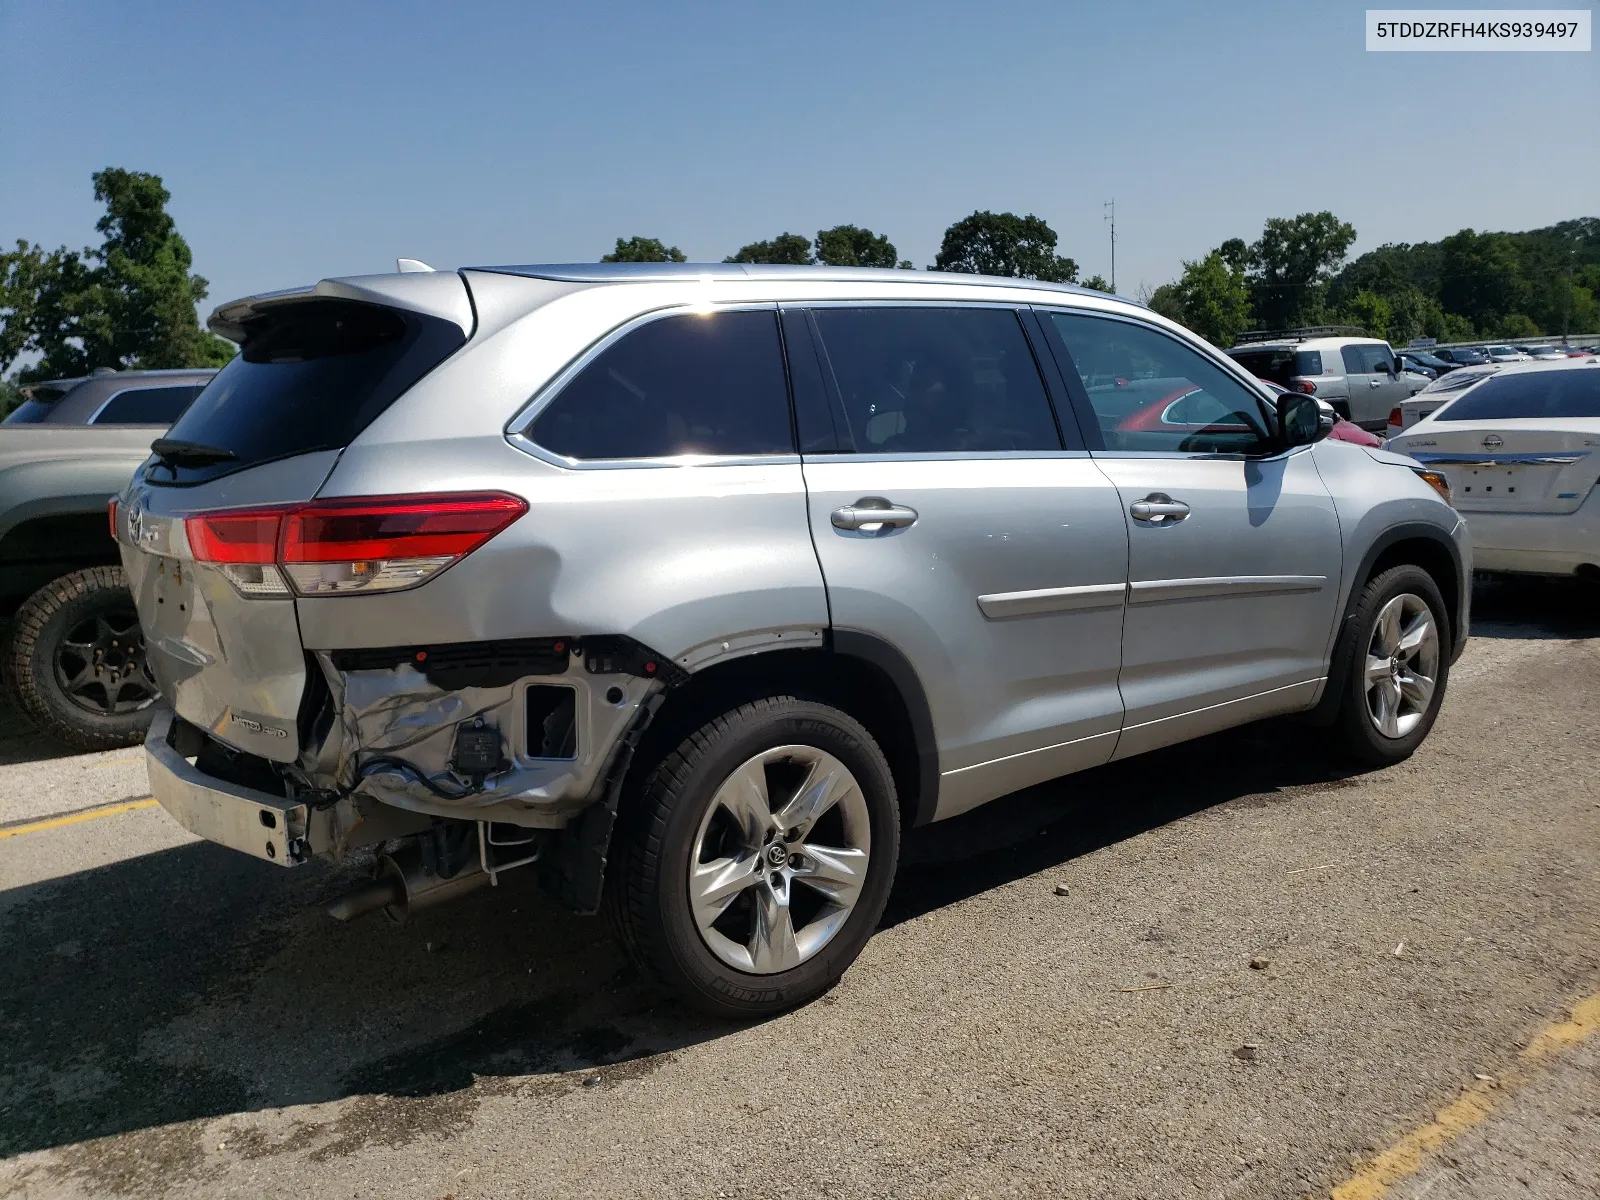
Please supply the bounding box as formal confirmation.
[1112,380,1381,447]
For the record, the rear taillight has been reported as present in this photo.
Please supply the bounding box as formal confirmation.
[281,493,528,595]
[185,492,528,598]
[1388,407,1403,428]
[1295,380,1317,395]
[187,510,290,596]
[108,498,119,540]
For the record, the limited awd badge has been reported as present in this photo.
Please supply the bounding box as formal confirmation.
[230,713,289,739]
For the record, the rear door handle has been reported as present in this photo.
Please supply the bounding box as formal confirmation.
[831,498,919,531]
[1129,493,1190,524]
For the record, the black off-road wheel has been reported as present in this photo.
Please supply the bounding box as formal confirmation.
[605,696,901,1018]
[5,566,160,751]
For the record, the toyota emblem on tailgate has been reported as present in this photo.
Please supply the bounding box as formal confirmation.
[1482,434,1504,450]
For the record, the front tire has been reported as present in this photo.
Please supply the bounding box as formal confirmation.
[605,696,900,1018]
[5,566,160,751]
[1329,564,1450,767]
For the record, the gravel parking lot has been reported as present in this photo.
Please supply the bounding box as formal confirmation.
[1,577,1596,1200]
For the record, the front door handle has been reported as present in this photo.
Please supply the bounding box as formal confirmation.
[1129,493,1190,524]
[1369,379,1383,388]
[831,498,919,531]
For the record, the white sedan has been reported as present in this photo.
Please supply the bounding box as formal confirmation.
[1387,357,1600,578]
[1384,365,1500,438]
[1484,345,1533,363]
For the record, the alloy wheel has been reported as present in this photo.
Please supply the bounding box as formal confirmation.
[688,744,872,975]
[1364,592,1440,739]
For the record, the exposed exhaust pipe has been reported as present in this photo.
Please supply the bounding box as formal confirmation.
[327,850,488,923]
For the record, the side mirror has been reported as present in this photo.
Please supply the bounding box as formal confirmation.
[1277,393,1334,448]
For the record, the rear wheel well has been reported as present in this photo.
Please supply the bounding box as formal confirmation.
[629,648,925,835]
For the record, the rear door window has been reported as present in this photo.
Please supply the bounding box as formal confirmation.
[806,306,1062,453]
[1228,349,1296,386]
[529,310,792,460]
[91,385,205,425]
[1436,370,1600,420]
[1340,345,1368,375]
[150,300,466,485]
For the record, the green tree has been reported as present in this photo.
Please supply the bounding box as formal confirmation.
[1382,285,1443,345]
[1172,250,1253,346]
[1437,229,1526,333]
[933,211,1077,282]
[1145,282,1186,323]
[1439,312,1476,342]
[1248,211,1357,330]
[1337,290,1393,339]
[1497,313,1541,338]
[1,169,233,381]
[725,233,814,265]
[1079,274,1113,292]
[1565,285,1599,338]
[601,236,687,263]
[815,225,898,268]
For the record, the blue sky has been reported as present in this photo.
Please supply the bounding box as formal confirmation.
[2,0,1596,312]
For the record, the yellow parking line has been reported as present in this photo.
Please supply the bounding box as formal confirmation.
[1330,992,1600,1199]
[0,797,158,839]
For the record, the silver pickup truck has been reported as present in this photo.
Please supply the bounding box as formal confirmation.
[0,368,213,747]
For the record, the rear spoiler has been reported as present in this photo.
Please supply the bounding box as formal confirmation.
[207,272,476,344]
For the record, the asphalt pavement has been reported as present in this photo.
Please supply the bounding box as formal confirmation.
[0,576,1596,1199]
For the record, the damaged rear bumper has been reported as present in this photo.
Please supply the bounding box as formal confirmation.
[145,707,332,866]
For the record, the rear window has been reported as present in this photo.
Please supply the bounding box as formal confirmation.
[1436,369,1600,421]
[1420,367,1497,395]
[91,384,205,425]
[1226,349,1322,385]
[3,386,73,425]
[148,300,465,484]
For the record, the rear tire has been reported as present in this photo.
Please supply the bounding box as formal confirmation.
[5,566,160,751]
[605,696,900,1018]
[1328,564,1450,767]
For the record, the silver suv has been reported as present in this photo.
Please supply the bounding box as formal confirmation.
[1227,330,1427,430]
[117,264,1469,1015]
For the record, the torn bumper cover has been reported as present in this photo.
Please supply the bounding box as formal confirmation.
[321,638,678,828]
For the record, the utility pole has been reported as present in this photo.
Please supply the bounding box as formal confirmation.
[1104,200,1116,292]
[1562,249,1575,343]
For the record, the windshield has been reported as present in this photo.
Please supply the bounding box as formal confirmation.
[1436,369,1600,421]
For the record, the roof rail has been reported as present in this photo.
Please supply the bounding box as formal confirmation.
[1233,325,1368,345]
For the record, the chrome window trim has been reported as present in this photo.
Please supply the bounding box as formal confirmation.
[799,449,1093,464]
[504,301,793,471]
[779,298,1037,312]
